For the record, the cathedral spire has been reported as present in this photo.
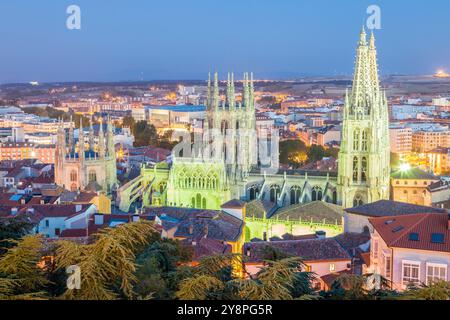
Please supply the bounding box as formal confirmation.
[359,25,367,46]
[106,116,115,157]
[249,72,255,111]
[78,118,85,161]
[349,27,381,117]
[213,71,219,112]
[227,72,235,110]
[68,115,74,152]
[206,71,211,109]
[243,72,250,109]
[89,115,95,151]
[98,117,106,159]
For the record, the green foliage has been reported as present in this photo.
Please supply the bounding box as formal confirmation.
[133,239,193,299]
[133,121,158,147]
[401,281,450,300]
[55,221,158,300]
[279,140,338,168]
[176,275,225,300]
[121,115,135,129]
[0,216,36,256]
[279,140,307,165]
[0,235,49,299]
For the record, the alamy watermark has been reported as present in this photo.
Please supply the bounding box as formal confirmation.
[66,265,81,290]
[66,5,81,30]
[366,5,381,30]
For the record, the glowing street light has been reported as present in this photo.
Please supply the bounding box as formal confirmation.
[399,163,411,172]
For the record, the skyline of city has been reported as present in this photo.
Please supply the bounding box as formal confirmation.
[0,2,450,306]
[1,0,450,83]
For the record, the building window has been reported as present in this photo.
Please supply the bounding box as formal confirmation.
[385,255,391,278]
[361,129,369,151]
[426,263,447,285]
[361,157,367,182]
[311,186,323,202]
[402,261,420,286]
[353,157,358,182]
[353,129,360,151]
[290,186,301,205]
[270,185,281,203]
[329,263,336,272]
[70,170,77,182]
[353,194,364,207]
[88,170,97,183]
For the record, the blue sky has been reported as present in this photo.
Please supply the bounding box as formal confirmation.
[0,0,449,83]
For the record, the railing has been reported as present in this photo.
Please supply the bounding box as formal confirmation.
[246,216,342,230]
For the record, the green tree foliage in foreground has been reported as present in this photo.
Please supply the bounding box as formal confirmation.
[0,235,48,300]
[55,221,158,300]
[0,225,449,300]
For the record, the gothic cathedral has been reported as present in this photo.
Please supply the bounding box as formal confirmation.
[337,27,390,208]
[55,117,118,194]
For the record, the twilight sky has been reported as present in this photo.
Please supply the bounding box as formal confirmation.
[0,0,449,83]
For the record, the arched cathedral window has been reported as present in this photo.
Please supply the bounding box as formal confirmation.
[88,170,97,183]
[249,185,259,201]
[362,129,369,152]
[353,129,360,151]
[361,157,368,182]
[70,170,77,182]
[312,186,323,201]
[290,186,301,205]
[353,157,359,182]
[270,185,281,203]
[353,194,364,207]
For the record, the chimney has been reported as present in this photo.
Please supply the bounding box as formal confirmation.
[94,214,104,226]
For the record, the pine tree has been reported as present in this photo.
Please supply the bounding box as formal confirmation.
[55,221,157,300]
[0,235,48,300]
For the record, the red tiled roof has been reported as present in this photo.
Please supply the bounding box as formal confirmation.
[369,213,450,253]
[321,269,354,289]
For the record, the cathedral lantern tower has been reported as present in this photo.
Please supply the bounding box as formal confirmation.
[338,27,390,208]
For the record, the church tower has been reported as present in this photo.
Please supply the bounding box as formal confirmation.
[338,27,390,208]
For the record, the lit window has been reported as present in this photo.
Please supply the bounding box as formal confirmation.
[426,263,447,285]
[402,261,420,286]
[329,264,335,272]
[385,255,391,278]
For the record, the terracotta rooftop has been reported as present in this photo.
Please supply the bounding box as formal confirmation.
[369,213,450,253]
